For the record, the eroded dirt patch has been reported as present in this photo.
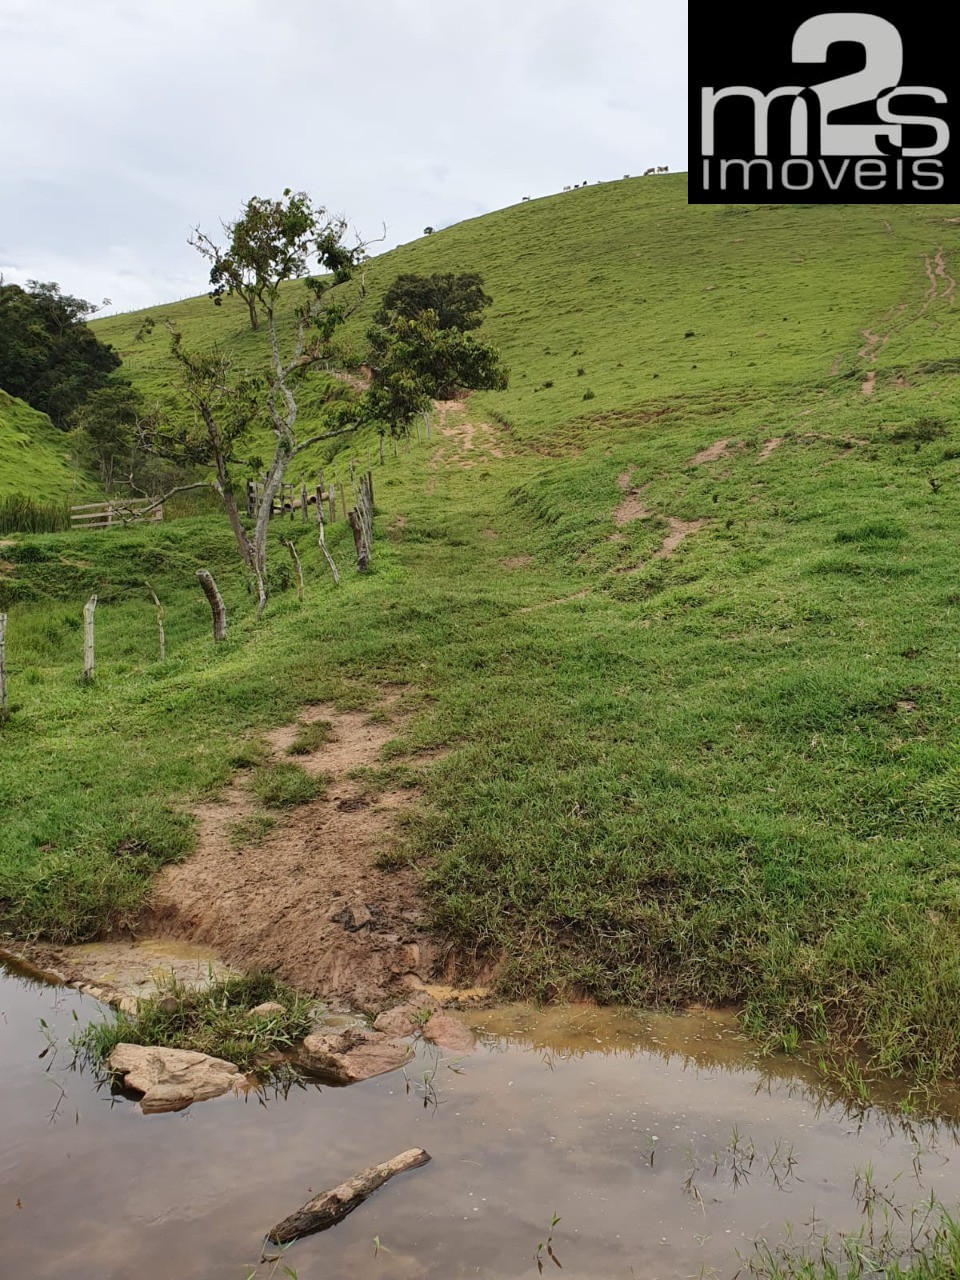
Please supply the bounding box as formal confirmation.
[758,437,784,459]
[861,370,876,396]
[686,438,738,466]
[614,471,652,525]
[145,703,438,1011]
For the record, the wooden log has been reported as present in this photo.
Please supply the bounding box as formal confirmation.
[0,611,7,720]
[281,537,304,601]
[196,570,227,642]
[146,585,165,662]
[266,1148,431,1245]
[82,594,97,682]
[318,522,340,586]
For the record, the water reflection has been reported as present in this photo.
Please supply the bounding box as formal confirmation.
[4,959,960,1280]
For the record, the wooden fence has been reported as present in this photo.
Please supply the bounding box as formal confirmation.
[70,499,163,530]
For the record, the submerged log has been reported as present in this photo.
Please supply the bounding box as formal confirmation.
[267,1148,431,1244]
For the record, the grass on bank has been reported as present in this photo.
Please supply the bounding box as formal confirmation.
[5,181,960,1091]
[73,972,313,1075]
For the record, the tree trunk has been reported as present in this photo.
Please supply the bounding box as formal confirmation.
[196,570,227,641]
[267,1149,431,1245]
[246,293,259,331]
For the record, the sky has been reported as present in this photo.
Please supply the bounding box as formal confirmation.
[0,0,687,316]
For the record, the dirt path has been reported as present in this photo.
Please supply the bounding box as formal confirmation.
[143,703,438,1012]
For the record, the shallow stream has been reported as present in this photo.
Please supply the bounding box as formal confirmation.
[3,958,960,1279]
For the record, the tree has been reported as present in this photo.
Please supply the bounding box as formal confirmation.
[190,191,357,333]
[68,378,145,491]
[0,280,119,427]
[365,306,507,438]
[373,271,492,333]
[142,190,368,616]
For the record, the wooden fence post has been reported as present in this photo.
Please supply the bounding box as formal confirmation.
[196,570,227,642]
[379,434,385,466]
[0,612,7,721]
[347,472,374,571]
[82,594,97,682]
[301,476,308,523]
[281,538,305,601]
[146,585,165,662]
[245,480,256,519]
[318,522,340,586]
[422,409,431,440]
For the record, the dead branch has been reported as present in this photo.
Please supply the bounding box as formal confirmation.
[266,1148,431,1244]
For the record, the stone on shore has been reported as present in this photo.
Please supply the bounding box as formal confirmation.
[108,1043,243,1114]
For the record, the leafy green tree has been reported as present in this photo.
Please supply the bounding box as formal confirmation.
[68,379,145,491]
[373,271,493,334]
[190,190,357,332]
[143,191,367,615]
[0,280,120,427]
[365,307,507,437]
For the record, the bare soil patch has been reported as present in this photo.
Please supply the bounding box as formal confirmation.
[613,471,652,526]
[502,556,535,569]
[861,370,876,396]
[758,437,783,460]
[686,439,738,466]
[145,703,438,1012]
[652,518,707,560]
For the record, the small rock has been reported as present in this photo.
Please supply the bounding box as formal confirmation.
[108,1043,243,1114]
[422,1013,476,1053]
[156,995,179,1014]
[328,900,373,931]
[300,1027,412,1083]
[373,992,437,1037]
[247,1001,286,1018]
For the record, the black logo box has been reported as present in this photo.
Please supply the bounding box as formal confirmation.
[688,2,960,203]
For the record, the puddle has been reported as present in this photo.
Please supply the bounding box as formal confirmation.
[3,962,960,1279]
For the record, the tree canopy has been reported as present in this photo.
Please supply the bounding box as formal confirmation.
[0,280,120,427]
[373,271,492,333]
[365,271,507,438]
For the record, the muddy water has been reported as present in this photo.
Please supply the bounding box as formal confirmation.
[3,961,960,1280]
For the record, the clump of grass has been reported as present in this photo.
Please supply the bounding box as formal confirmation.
[251,761,324,808]
[73,972,313,1075]
[229,812,277,849]
[741,1204,960,1278]
[228,738,269,770]
[0,494,70,534]
[285,719,333,756]
[886,417,947,444]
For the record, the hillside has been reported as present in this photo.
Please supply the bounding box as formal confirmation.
[0,388,88,502]
[95,175,960,447]
[6,174,960,1091]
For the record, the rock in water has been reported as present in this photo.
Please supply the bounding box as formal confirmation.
[299,1027,412,1082]
[108,1043,243,1113]
[421,1012,476,1053]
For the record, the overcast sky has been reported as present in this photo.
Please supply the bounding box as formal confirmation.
[0,0,687,315]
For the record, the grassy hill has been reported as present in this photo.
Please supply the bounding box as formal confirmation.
[0,388,89,503]
[6,175,960,1093]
